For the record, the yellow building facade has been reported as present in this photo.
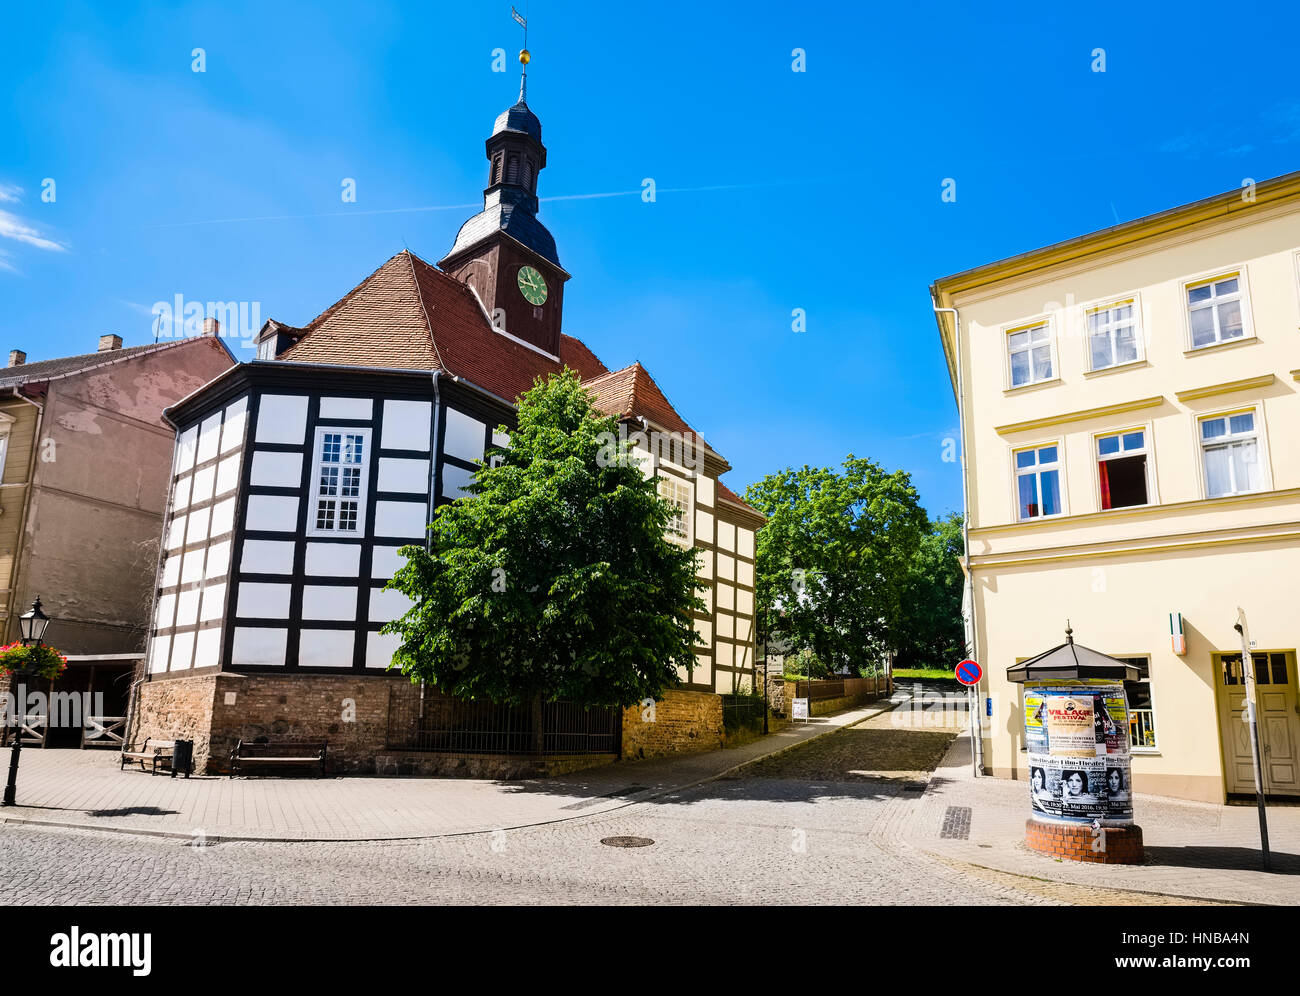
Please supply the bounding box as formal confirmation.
[932,172,1300,803]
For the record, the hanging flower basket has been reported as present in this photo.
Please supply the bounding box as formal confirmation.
[0,642,68,681]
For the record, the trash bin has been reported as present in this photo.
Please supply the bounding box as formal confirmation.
[172,739,194,779]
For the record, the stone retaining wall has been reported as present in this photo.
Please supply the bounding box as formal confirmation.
[620,688,723,761]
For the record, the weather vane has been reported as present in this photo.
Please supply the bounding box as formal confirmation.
[511,5,530,100]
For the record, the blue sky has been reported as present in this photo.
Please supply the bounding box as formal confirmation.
[3,1,1298,518]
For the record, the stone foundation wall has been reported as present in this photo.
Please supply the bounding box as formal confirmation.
[621,688,723,761]
[208,672,408,775]
[374,752,616,779]
[130,672,219,769]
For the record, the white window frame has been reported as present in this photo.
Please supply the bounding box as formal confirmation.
[1012,441,1066,522]
[1196,404,1271,499]
[1084,298,1144,372]
[1182,268,1254,352]
[658,474,693,547]
[1093,423,1157,511]
[0,426,10,482]
[306,426,372,538]
[1004,319,1058,390]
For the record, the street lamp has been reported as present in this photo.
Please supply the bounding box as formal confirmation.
[3,597,50,807]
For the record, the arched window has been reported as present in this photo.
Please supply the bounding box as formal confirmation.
[506,154,520,185]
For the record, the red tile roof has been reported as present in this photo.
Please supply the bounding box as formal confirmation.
[716,481,764,519]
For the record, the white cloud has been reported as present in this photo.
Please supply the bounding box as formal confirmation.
[0,184,22,203]
[0,208,67,253]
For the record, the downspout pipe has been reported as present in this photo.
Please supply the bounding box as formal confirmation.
[4,388,44,646]
[933,305,984,776]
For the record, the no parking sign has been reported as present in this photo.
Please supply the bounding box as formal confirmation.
[955,659,982,686]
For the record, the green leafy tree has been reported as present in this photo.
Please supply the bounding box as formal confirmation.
[895,513,967,669]
[381,370,704,707]
[744,456,926,676]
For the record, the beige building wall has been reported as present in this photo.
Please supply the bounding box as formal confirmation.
[934,175,1300,803]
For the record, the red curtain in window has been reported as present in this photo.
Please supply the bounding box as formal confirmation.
[1099,461,1112,510]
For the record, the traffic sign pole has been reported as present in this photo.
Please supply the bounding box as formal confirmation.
[956,659,983,778]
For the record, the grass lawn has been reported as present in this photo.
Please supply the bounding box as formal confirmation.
[891,667,956,680]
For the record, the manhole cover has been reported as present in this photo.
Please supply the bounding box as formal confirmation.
[601,835,654,848]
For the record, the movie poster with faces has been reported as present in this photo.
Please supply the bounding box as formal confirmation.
[1025,684,1133,825]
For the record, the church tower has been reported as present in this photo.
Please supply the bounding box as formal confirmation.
[440,49,569,357]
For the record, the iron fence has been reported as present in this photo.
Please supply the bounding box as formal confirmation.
[795,678,846,701]
[720,693,766,732]
[386,683,620,756]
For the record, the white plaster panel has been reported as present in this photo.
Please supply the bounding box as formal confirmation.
[149,635,171,674]
[197,412,222,464]
[695,549,713,580]
[245,495,299,532]
[175,426,198,473]
[192,627,221,670]
[191,464,216,505]
[716,553,735,582]
[717,583,735,612]
[305,543,361,577]
[737,560,754,588]
[250,450,303,488]
[440,464,475,499]
[175,587,201,627]
[155,592,176,630]
[737,589,754,616]
[736,643,752,669]
[371,546,408,580]
[716,642,735,668]
[255,394,309,444]
[320,396,374,420]
[696,474,715,508]
[185,505,211,546]
[172,474,192,512]
[161,554,180,589]
[239,539,294,576]
[301,585,358,620]
[717,521,736,553]
[717,612,734,640]
[231,627,288,667]
[205,540,231,579]
[209,497,236,537]
[375,500,427,538]
[298,629,355,668]
[221,397,248,453]
[378,457,430,493]
[443,407,485,463]
[369,587,414,623]
[492,430,510,447]
[366,631,402,669]
[166,515,187,551]
[693,617,713,648]
[200,583,226,622]
[382,400,431,451]
[698,583,713,615]
[737,528,754,559]
[170,630,195,671]
[237,582,291,618]
[215,455,241,496]
[180,549,205,585]
[695,509,714,542]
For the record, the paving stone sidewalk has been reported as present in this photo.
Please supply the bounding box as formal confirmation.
[899,725,1300,906]
[0,695,901,842]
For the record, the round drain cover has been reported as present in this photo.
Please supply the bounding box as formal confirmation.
[601,835,654,848]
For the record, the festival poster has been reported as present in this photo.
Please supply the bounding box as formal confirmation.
[1043,694,1096,757]
[1098,689,1130,756]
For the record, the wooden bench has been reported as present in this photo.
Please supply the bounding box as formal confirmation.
[120,739,176,775]
[230,739,328,777]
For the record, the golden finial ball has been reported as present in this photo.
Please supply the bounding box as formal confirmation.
[519,49,531,65]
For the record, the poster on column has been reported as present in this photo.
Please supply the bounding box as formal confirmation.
[1024,684,1133,825]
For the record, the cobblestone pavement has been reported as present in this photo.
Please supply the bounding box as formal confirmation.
[0,690,1228,905]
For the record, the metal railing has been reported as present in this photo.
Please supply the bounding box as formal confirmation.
[1128,709,1157,749]
[794,679,845,701]
[386,683,619,756]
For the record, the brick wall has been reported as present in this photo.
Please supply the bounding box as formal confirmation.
[1024,818,1145,864]
[208,672,408,774]
[620,688,723,761]
[130,672,219,768]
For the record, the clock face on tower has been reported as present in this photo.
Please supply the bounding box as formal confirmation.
[517,265,548,306]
